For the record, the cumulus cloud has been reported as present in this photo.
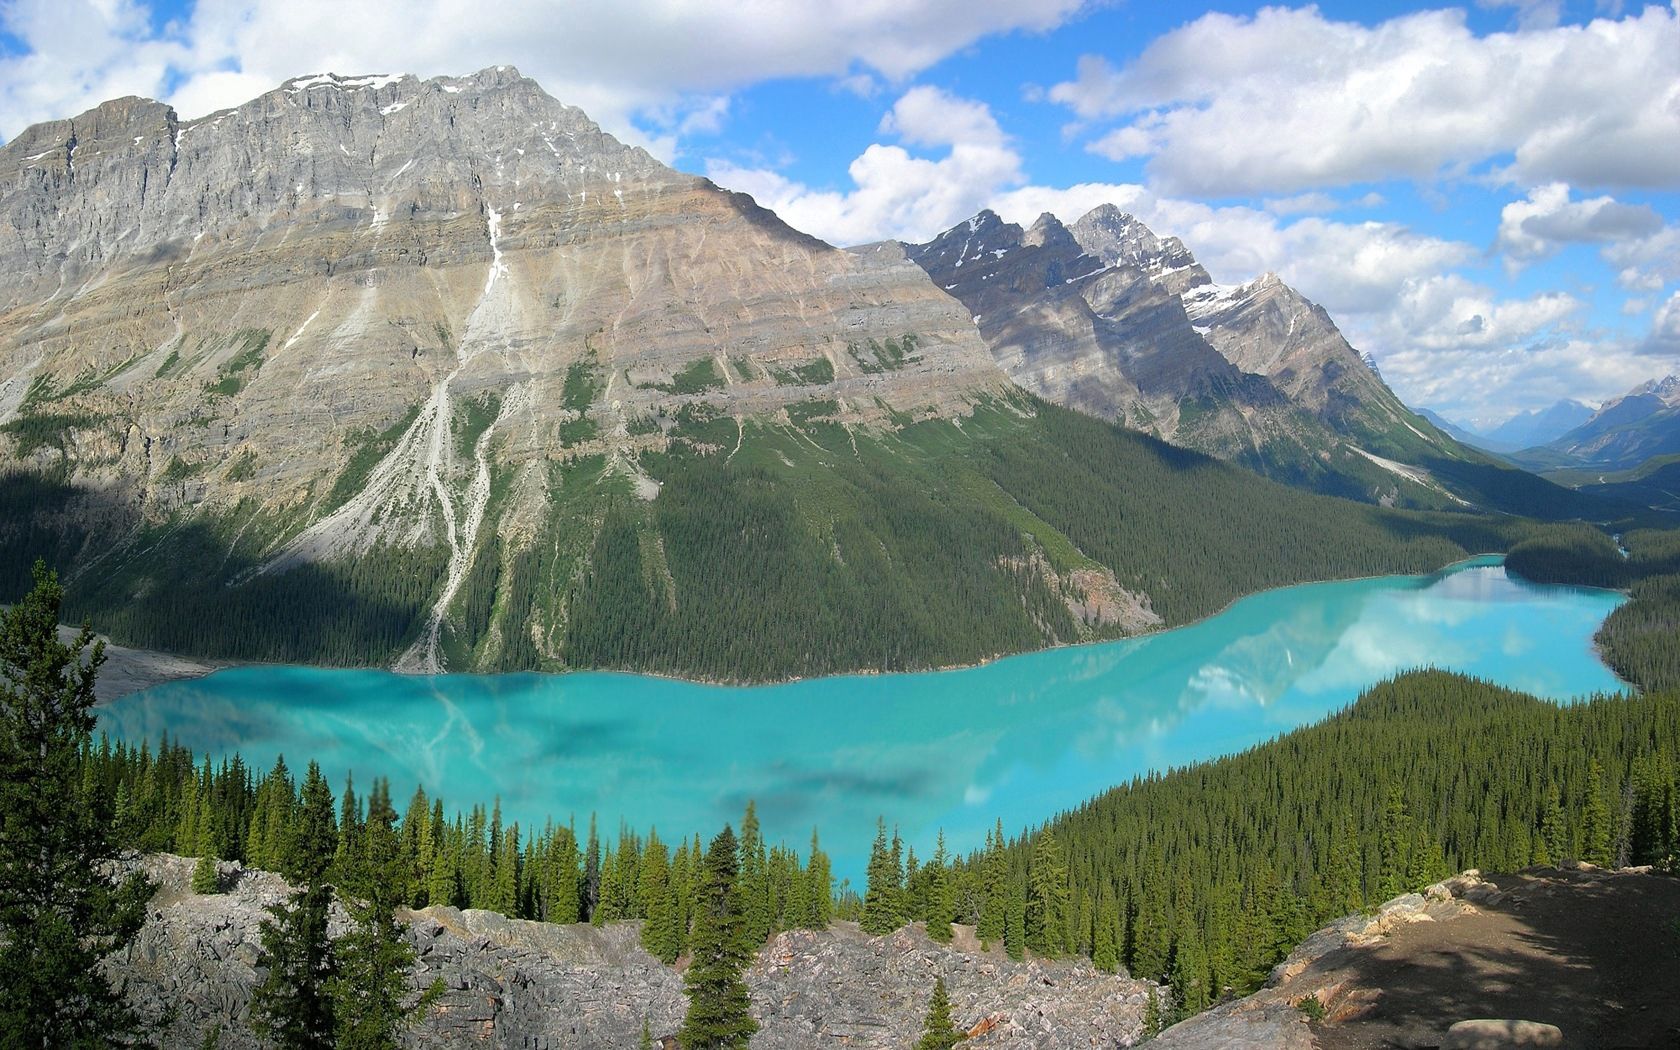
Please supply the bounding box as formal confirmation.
[709,86,1023,246]
[1603,223,1680,292]
[1049,5,1680,195]
[1643,291,1680,357]
[1496,183,1664,263]
[0,0,1086,145]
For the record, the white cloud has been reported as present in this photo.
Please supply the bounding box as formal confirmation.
[1050,5,1680,195]
[1644,291,1680,357]
[1603,223,1680,292]
[0,0,1087,146]
[708,86,1023,246]
[1496,182,1664,264]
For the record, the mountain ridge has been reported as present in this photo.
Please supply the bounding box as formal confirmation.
[0,68,1627,676]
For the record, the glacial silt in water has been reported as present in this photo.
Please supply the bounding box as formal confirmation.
[102,558,1627,883]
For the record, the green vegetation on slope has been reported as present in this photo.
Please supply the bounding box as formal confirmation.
[864,670,1680,1019]
[0,392,1585,676]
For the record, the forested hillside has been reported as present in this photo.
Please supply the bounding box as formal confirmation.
[2,393,1569,681]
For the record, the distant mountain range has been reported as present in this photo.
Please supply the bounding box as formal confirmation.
[1417,400,1596,455]
[0,67,1634,677]
[1510,376,1680,475]
[902,206,1600,514]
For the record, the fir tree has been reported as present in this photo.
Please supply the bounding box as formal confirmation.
[678,826,757,1049]
[0,562,154,1046]
[1004,877,1027,962]
[1025,833,1069,956]
[801,828,833,930]
[738,802,771,946]
[1581,757,1613,867]
[925,831,953,943]
[251,883,336,1049]
[1170,919,1210,1018]
[976,823,1006,948]
[193,852,221,895]
[913,976,965,1050]
[860,819,902,935]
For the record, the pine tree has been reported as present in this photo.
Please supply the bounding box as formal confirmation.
[289,762,338,885]
[1540,784,1567,864]
[976,823,1006,948]
[738,802,771,946]
[1091,884,1120,974]
[1169,919,1210,1018]
[925,831,953,943]
[861,819,902,935]
[1581,757,1613,867]
[802,829,833,930]
[1004,877,1027,961]
[678,826,757,1049]
[583,814,602,921]
[1377,787,1413,899]
[193,852,221,895]
[913,976,964,1050]
[1025,833,1069,956]
[331,892,441,1048]
[251,884,336,1049]
[0,561,154,1046]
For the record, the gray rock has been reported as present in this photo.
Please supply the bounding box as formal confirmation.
[111,855,1157,1049]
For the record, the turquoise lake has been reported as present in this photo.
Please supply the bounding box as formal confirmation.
[100,557,1628,886]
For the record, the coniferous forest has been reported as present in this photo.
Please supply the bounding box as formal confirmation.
[62,605,1680,1028]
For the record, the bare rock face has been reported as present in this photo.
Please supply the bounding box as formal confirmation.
[906,205,1481,505]
[112,855,1156,1049]
[0,67,1007,671]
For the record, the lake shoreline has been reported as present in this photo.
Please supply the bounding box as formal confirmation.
[92,552,1533,700]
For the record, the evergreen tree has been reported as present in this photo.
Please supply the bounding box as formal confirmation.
[1025,833,1069,956]
[913,976,964,1050]
[1540,784,1566,864]
[330,886,441,1048]
[1091,885,1120,974]
[1581,758,1613,867]
[251,884,336,1049]
[738,802,771,946]
[583,815,602,921]
[801,829,833,930]
[976,824,1006,948]
[679,826,757,1050]
[1169,919,1210,1018]
[1004,877,1027,961]
[925,831,953,943]
[0,562,153,1046]
[193,852,221,895]
[860,819,902,935]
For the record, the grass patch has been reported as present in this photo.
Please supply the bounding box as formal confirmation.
[453,392,502,459]
[0,412,104,456]
[562,356,605,412]
[203,329,271,397]
[325,404,421,511]
[639,357,725,395]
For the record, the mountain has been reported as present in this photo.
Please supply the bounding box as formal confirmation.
[1512,376,1680,473]
[0,70,1607,677]
[904,206,1609,518]
[1482,399,1596,451]
[1417,407,1493,449]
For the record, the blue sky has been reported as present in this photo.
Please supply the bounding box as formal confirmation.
[2,0,1676,426]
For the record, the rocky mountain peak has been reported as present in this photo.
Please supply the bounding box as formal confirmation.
[1069,206,1209,296]
[1632,374,1680,405]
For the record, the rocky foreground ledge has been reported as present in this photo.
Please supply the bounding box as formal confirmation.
[111,855,1158,1048]
[1153,863,1680,1050]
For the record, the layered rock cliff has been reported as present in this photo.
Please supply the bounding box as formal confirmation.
[0,68,1007,671]
[905,206,1510,508]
